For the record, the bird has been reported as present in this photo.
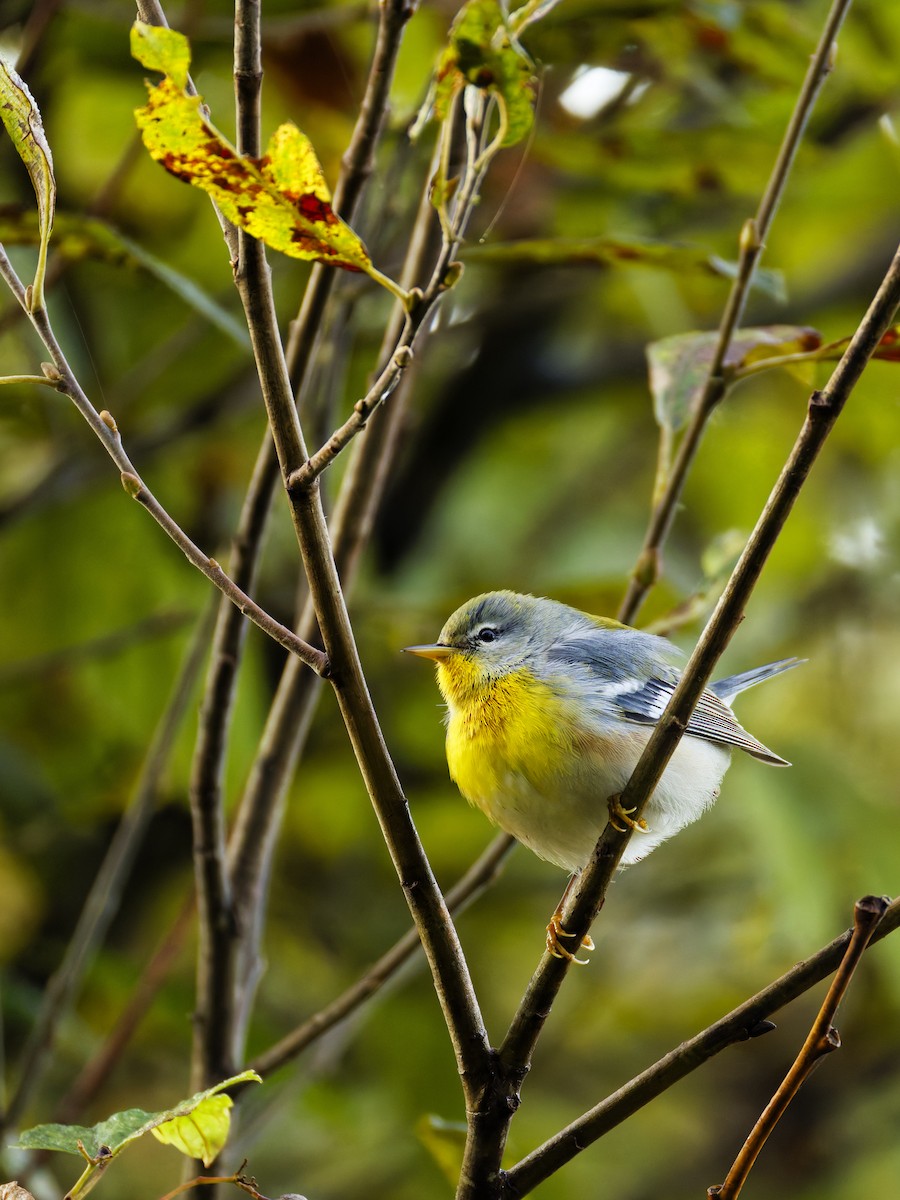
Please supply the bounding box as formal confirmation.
[404,590,801,960]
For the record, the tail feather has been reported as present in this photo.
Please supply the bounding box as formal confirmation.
[710,657,805,704]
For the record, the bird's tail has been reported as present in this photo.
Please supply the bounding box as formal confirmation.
[710,657,805,704]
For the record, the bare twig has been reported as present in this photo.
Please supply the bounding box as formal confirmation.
[0,248,327,675]
[618,0,853,625]
[708,894,888,1200]
[225,140,445,1058]
[502,896,900,1196]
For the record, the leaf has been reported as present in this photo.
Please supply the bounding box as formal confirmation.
[433,0,535,147]
[130,23,403,298]
[464,235,785,297]
[151,1094,233,1168]
[0,208,249,348]
[647,325,822,432]
[0,58,55,308]
[15,1071,260,1162]
[416,1115,468,1187]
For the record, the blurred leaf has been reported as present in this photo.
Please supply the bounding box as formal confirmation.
[416,1114,468,1186]
[433,0,535,147]
[0,58,55,307]
[647,325,822,432]
[465,236,785,297]
[15,1070,260,1161]
[131,23,401,295]
[0,208,249,348]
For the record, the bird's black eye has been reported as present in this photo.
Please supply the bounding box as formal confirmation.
[476,626,499,643]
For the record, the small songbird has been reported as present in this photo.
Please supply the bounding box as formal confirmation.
[405,591,800,957]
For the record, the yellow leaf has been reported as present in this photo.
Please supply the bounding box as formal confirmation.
[130,21,405,300]
[130,21,191,91]
[150,1094,232,1168]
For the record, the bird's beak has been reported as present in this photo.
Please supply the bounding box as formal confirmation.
[403,643,459,661]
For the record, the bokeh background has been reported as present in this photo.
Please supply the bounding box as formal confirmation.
[1,0,899,1197]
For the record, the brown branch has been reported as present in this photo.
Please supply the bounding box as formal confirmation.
[0,250,328,677]
[617,0,853,626]
[443,241,900,1199]
[502,896,900,1197]
[708,894,888,1200]
[224,139,447,1054]
[498,238,900,1085]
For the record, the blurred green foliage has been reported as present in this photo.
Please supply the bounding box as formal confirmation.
[1,0,899,1198]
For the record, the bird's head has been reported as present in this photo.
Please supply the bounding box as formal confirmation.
[404,591,551,705]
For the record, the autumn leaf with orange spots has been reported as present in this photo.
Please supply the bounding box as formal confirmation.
[131,23,406,302]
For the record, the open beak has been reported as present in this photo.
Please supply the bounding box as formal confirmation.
[402,643,459,661]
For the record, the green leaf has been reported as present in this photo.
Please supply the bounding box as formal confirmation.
[130,23,404,299]
[464,235,785,297]
[433,0,536,147]
[15,1070,260,1162]
[151,1094,233,1168]
[646,325,822,432]
[0,58,55,309]
[0,208,249,349]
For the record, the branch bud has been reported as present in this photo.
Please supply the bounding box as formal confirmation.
[120,471,142,498]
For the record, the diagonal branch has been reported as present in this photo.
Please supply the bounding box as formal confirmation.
[499,237,900,1083]
[502,896,900,1197]
[0,247,327,676]
[226,13,493,1109]
[618,0,853,625]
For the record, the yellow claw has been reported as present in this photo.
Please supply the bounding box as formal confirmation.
[546,914,595,965]
[608,793,650,834]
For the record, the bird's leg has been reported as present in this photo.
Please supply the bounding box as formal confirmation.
[546,874,596,965]
[607,792,650,834]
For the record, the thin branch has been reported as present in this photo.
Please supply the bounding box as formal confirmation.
[249,833,515,1078]
[225,137,447,1054]
[498,238,900,1091]
[708,895,888,1200]
[287,91,501,495]
[2,600,216,1133]
[617,0,852,625]
[502,896,900,1197]
[196,0,430,1078]
[0,247,327,676]
[230,57,492,1111]
[484,242,900,1200]
[121,473,327,675]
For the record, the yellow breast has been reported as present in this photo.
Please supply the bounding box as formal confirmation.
[437,658,573,807]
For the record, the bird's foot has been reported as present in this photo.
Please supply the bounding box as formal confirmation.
[546,914,594,965]
[607,793,650,834]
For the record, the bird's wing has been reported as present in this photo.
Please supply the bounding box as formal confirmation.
[614,676,790,765]
[545,624,791,764]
